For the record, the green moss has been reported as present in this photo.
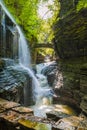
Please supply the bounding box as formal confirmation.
[77,0,87,11]
[81,63,87,69]
[18,119,51,130]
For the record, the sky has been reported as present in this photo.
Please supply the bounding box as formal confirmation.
[38,0,54,20]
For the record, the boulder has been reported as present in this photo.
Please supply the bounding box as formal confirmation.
[46,111,70,121]
[41,62,58,87]
[53,116,87,130]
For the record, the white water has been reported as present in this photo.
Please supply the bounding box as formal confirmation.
[17,26,54,116]
[17,27,54,116]
[0,0,40,101]
[0,0,31,68]
[31,63,54,117]
[17,26,31,68]
[16,26,42,102]
[0,0,55,118]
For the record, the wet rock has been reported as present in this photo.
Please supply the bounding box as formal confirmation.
[0,58,34,106]
[52,0,87,115]
[53,1,87,59]
[0,98,87,130]
[0,98,34,130]
[0,58,15,71]
[12,106,33,114]
[0,67,26,103]
[18,119,51,130]
[78,118,87,130]
[41,62,58,87]
[46,111,70,121]
[46,104,78,123]
[0,59,5,71]
[53,58,87,115]
[53,116,85,130]
[47,72,56,86]
[80,95,87,114]
[41,62,57,76]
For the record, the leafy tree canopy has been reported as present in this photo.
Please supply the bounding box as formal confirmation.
[4,0,40,44]
[4,0,60,57]
[77,0,87,11]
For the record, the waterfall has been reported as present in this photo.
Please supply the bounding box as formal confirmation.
[17,26,31,68]
[0,0,55,110]
[0,0,40,104]
[17,25,41,104]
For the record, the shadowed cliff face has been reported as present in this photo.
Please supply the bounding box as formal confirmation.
[53,0,87,115]
[54,0,87,59]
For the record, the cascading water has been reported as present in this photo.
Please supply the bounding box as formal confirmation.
[31,62,55,117]
[0,0,40,103]
[16,27,55,115]
[17,26,31,68]
[0,0,55,117]
[16,26,42,105]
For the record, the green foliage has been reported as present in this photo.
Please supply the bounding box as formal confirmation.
[4,0,60,57]
[4,0,40,44]
[4,0,59,44]
[77,0,87,11]
[37,0,60,43]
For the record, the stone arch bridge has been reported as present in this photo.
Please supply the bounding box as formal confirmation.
[33,43,54,63]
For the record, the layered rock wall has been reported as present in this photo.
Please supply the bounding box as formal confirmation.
[0,59,34,106]
[53,0,87,114]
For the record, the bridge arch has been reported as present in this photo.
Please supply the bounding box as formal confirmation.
[32,43,55,63]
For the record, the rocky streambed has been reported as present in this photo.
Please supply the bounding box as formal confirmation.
[0,98,87,130]
[0,58,87,129]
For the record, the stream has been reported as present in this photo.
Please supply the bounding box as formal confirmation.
[31,62,77,118]
[31,62,54,117]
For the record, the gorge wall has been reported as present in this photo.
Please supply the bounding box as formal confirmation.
[53,0,87,114]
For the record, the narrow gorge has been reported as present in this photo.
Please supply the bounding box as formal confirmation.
[0,0,87,130]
